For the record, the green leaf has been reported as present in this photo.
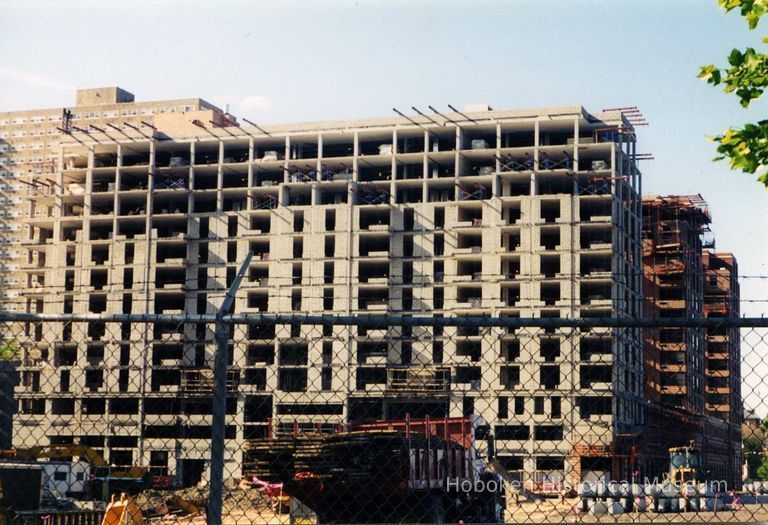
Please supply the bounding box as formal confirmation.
[0,340,20,361]
[711,121,768,186]
[695,4,768,184]
[699,65,723,84]
[729,48,745,66]
[704,46,768,106]
[719,0,768,28]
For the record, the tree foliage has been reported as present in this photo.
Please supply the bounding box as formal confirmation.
[700,0,768,186]
[720,0,768,29]
[0,339,19,361]
[757,456,768,480]
[700,48,768,107]
[744,416,768,480]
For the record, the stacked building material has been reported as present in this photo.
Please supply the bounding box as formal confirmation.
[244,429,465,484]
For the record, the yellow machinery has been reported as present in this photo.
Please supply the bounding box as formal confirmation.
[101,493,143,525]
[668,440,702,485]
[6,445,149,479]
[99,493,203,524]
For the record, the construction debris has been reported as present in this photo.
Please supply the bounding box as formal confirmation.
[133,486,273,518]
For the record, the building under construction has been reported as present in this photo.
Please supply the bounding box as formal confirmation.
[0,87,225,313]
[8,91,647,488]
[0,88,231,454]
[641,195,741,486]
[702,251,742,479]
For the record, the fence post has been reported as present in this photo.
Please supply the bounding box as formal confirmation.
[208,253,252,525]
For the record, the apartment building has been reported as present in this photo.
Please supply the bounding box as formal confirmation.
[0,86,225,312]
[703,251,742,479]
[641,196,741,486]
[12,102,645,487]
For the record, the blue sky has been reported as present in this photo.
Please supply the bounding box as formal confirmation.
[2,0,767,314]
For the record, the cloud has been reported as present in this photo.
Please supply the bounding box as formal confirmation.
[238,95,271,112]
[0,67,75,91]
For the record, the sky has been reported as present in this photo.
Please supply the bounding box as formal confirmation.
[2,0,768,412]
[1,0,766,316]
[0,0,768,408]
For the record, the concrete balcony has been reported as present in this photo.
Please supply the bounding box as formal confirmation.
[361,302,389,312]
[363,277,388,285]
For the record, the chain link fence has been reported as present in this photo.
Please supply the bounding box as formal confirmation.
[0,312,766,524]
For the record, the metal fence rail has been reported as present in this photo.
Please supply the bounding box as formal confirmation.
[0,313,766,524]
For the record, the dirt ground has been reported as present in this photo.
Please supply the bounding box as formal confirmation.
[142,499,768,524]
[131,489,768,523]
[504,496,768,523]
[132,486,289,524]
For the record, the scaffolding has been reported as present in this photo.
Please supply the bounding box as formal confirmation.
[457,182,486,201]
[496,153,534,172]
[353,184,390,205]
[250,194,279,210]
[287,165,317,183]
[642,194,713,412]
[321,164,352,181]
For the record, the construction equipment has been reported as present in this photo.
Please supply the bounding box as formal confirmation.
[1,445,171,498]
[101,493,143,525]
[668,440,702,486]
[6,445,147,478]
[99,491,206,523]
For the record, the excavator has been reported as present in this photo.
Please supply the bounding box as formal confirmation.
[1,445,172,499]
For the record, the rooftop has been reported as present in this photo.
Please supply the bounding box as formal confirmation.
[0,86,221,116]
